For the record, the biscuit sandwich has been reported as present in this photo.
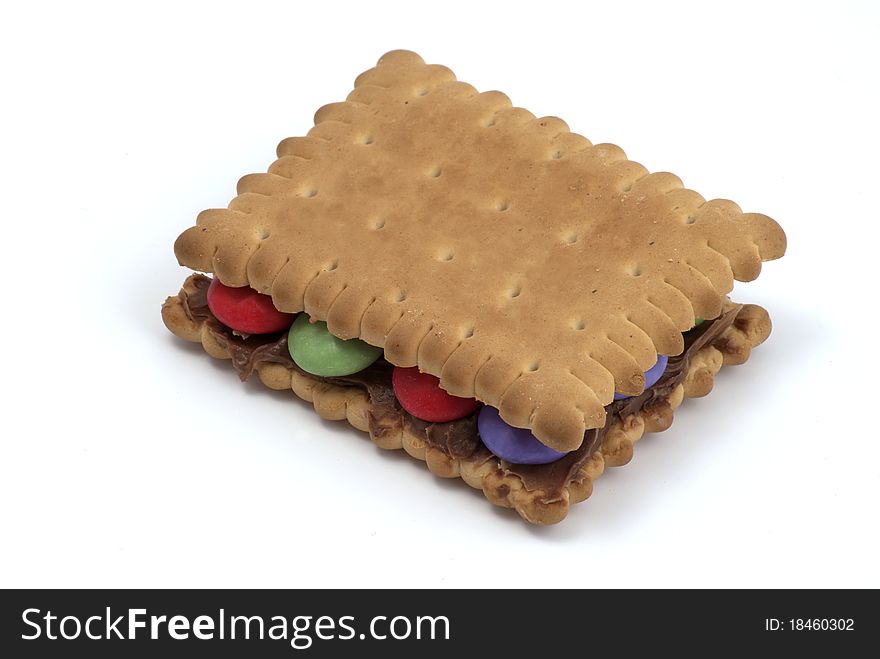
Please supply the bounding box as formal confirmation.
[162,50,785,524]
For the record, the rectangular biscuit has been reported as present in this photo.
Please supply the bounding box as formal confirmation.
[165,51,785,523]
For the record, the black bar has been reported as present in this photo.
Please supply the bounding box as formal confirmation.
[0,589,873,657]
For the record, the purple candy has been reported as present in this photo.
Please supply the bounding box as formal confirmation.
[613,354,669,401]
[477,406,568,465]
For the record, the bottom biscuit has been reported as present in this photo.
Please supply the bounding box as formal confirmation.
[162,275,771,524]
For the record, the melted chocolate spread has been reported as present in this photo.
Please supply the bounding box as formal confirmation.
[180,275,739,500]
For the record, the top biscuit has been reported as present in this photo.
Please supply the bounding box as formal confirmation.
[174,50,786,452]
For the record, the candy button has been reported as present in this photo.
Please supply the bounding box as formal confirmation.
[207,278,295,334]
[392,367,481,423]
[694,317,705,327]
[288,314,382,377]
[613,354,669,401]
[477,406,568,465]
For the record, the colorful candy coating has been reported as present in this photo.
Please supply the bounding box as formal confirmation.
[613,354,669,401]
[694,317,705,327]
[206,278,295,335]
[477,406,568,465]
[392,367,481,423]
[288,314,382,376]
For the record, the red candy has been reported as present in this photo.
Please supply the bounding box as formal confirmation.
[392,367,481,423]
[206,278,295,334]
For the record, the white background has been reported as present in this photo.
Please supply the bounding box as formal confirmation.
[2,0,877,588]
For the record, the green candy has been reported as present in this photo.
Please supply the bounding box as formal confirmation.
[288,314,382,376]
[693,317,705,327]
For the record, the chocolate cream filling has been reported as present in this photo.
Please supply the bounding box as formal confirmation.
[178,274,739,501]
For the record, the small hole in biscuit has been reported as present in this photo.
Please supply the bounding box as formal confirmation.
[362,135,374,145]
[304,188,318,198]
[395,292,407,303]
[631,265,642,277]
[573,320,586,331]
[509,286,522,299]
[371,219,386,230]
[258,228,270,240]
[552,151,562,160]
[622,183,633,193]
[325,260,338,271]
[566,233,578,245]
[485,118,496,128]
[648,240,655,246]
[428,166,442,178]
[527,362,540,373]
[497,200,510,212]
[463,327,475,339]
[439,250,454,262]
[417,87,429,96]
[685,215,696,225]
